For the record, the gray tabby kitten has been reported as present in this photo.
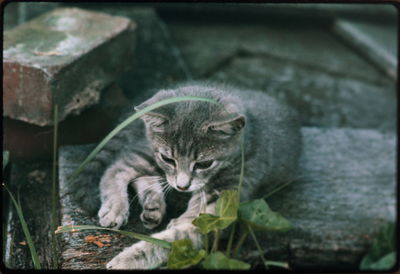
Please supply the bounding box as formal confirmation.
[70,82,302,269]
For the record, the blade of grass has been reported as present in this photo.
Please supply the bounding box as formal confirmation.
[225,221,236,257]
[55,225,171,249]
[262,180,294,200]
[232,230,248,258]
[68,96,222,180]
[247,223,268,269]
[3,184,41,269]
[237,139,245,199]
[52,104,59,268]
[3,151,9,170]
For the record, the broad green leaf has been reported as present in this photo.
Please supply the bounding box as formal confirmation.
[3,151,9,171]
[192,213,221,234]
[360,222,396,270]
[167,239,206,269]
[55,225,171,249]
[238,199,291,231]
[192,190,239,234]
[202,252,250,270]
[361,252,395,271]
[215,189,239,221]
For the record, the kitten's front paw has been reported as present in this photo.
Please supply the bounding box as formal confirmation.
[106,241,166,269]
[98,199,129,229]
[140,194,166,229]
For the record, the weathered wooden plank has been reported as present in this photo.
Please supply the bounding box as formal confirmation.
[57,127,395,270]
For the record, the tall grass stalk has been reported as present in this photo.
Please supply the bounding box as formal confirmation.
[51,104,59,268]
[3,184,41,269]
[247,224,268,269]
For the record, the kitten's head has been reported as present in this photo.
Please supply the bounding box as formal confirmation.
[135,87,245,193]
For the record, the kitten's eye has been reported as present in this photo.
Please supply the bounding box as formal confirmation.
[160,153,176,167]
[194,160,214,170]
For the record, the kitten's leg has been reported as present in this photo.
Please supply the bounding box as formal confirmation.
[98,159,138,229]
[131,177,166,229]
[106,191,217,269]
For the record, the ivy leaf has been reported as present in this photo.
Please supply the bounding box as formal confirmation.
[238,199,291,231]
[202,251,250,270]
[192,213,221,234]
[215,189,239,221]
[360,222,396,270]
[167,239,206,269]
[192,190,239,234]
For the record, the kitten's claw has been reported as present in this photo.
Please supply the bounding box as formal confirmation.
[98,199,129,229]
[140,194,166,229]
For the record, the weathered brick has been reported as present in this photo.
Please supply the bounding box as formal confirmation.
[3,8,137,126]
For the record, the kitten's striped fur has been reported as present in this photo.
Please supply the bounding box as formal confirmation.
[69,82,302,269]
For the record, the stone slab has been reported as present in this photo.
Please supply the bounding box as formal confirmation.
[249,127,396,269]
[57,127,395,270]
[157,3,397,25]
[3,83,131,161]
[3,7,137,126]
[209,55,396,131]
[166,19,392,86]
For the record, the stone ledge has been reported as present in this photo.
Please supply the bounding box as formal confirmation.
[58,127,395,269]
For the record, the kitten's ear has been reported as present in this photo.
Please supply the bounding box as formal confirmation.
[207,115,246,138]
[135,103,168,133]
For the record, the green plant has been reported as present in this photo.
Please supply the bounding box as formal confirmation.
[360,222,396,271]
[3,185,42,269]
[56,96,292,269]
[4,150,43,269]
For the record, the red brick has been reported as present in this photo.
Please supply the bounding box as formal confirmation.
[3,8,137,126]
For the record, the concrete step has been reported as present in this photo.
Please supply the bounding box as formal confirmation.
[57,127,395,270]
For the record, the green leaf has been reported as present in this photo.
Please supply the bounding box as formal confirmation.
[360,222,396,270]
[167,239,206,269]
[69,96,222,180]
[238,199,291,231]
[55,225,171,249]
[215,189,239,221]
[192,213,221,234]
[3,151,9,171]
[192,190,239,234]
[202,251,250,270]
[361,252,395,271]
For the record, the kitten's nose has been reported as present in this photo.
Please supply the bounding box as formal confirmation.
[176,172,191,191]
